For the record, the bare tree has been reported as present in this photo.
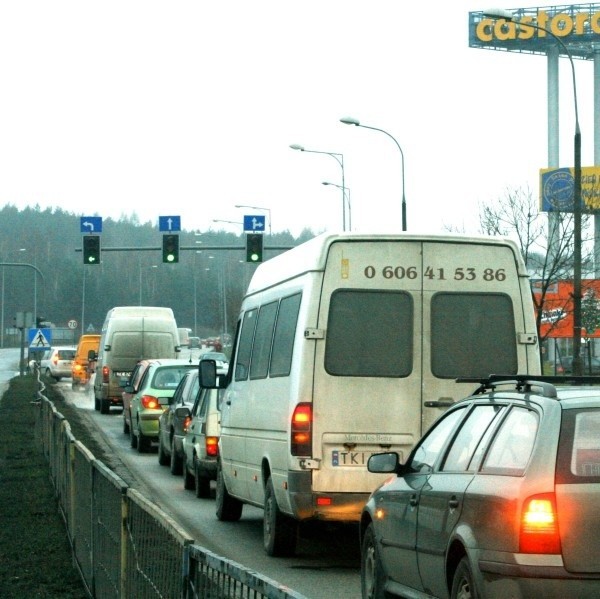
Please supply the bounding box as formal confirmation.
[474,186,594,351]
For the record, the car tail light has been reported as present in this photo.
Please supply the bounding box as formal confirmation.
[73,364,83,373]
[520,493,561,554]
[206,436,219,457]
[102,366,110,383]
[291,402,312,456]
[141,395,160,409]
[182,415,192,433]
[53,356,58,365]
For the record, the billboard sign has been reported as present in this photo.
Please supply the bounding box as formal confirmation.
[539,166,600,212]
[469,5,600,59]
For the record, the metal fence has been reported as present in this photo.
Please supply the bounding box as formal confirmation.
[34,376,306,599]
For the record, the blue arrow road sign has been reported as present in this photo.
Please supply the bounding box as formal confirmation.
[159,216,181,232]
[80,216,103,233]
[243,215,265,232]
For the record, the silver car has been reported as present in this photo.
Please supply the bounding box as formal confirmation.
[40,346,77,381]
[181,386,223,498]
[360,374,600,599]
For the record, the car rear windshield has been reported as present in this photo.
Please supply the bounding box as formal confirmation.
[556,408,600,483]
[58,350,76,360]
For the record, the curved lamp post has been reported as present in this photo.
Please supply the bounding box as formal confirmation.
[289,144,346,231]
[484,9,582,375]
[340,116,406,232]
[322,182,351,231]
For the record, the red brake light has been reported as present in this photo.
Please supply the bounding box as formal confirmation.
[206,436,219,457]
[520,493,561,554]
[141,395,160,409]
[291,402,312,456]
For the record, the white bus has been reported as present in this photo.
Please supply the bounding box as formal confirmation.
[204,233,540,556]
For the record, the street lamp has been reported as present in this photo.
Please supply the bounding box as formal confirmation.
[322,182,352,231]
[235,204,272,236]
[0,248,26,348]
[484,9,582,375]
[289,144,346,231]
[340,116,406,232]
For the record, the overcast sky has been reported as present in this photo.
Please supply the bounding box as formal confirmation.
[0,1,596,237]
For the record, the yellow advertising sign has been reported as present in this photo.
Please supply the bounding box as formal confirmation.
[539,166,600,212]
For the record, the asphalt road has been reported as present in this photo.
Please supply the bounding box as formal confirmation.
[60,373,363,599]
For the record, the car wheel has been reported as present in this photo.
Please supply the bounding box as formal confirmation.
[361,522,386,599]
[183,453,195,491]
[451,556,479,599]
[123,413,130,435]
[130,422,138,449]
[169,435,183,475]
[215,462,242,521]
[100,399,110,415]
[158,434,169,466]
[53,376,61,382]
[71,381,77,391]
[45,368,52,379]
[194,458,211,498]
[137,427,149,453]
[263,476,297,557]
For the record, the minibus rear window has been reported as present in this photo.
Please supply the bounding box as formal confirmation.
[325,289,413,377]
[431,292,517,379]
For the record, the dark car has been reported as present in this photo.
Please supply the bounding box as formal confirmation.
[157,368,199,474]
[360,374,600,599]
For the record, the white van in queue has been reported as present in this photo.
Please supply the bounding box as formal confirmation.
[93,306,180,414]
[202,233,540,557]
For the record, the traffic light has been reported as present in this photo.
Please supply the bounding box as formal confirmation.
[246,233,263,263]
[162,234,179,263]
[82,235,101,265]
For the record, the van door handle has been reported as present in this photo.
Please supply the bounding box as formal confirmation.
[448,497,459,509]
[409,494,418,507]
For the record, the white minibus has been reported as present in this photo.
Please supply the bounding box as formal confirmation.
[204,233,540,556]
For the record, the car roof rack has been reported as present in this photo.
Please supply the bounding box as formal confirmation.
[456,373,600,399]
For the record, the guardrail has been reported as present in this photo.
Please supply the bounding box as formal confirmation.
[34,369,306,599]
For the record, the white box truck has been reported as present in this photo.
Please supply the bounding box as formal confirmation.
[93,306,180,414]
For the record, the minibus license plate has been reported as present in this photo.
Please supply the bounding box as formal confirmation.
[332,450,370,467]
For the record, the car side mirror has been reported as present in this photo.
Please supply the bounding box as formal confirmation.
[175,406,191,419]
[367,452,400,474]
[158,396,171,406]
[198,359,218,388]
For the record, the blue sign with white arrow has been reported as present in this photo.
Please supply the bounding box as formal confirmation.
[80,216,103,233]
[243,215,265,232]
[159,216,181,232]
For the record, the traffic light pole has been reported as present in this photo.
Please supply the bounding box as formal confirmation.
[75,244,296,252]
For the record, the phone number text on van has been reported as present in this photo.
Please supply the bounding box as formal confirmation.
[363,266,508,282]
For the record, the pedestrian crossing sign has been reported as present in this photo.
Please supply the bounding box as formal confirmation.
[28,328,52,350]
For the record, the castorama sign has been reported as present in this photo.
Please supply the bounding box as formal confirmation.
[469,4,600,59]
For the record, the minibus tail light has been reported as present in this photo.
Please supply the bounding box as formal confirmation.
[206,436,219,457]
[520,493,561,554]
[291,402,312,456]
